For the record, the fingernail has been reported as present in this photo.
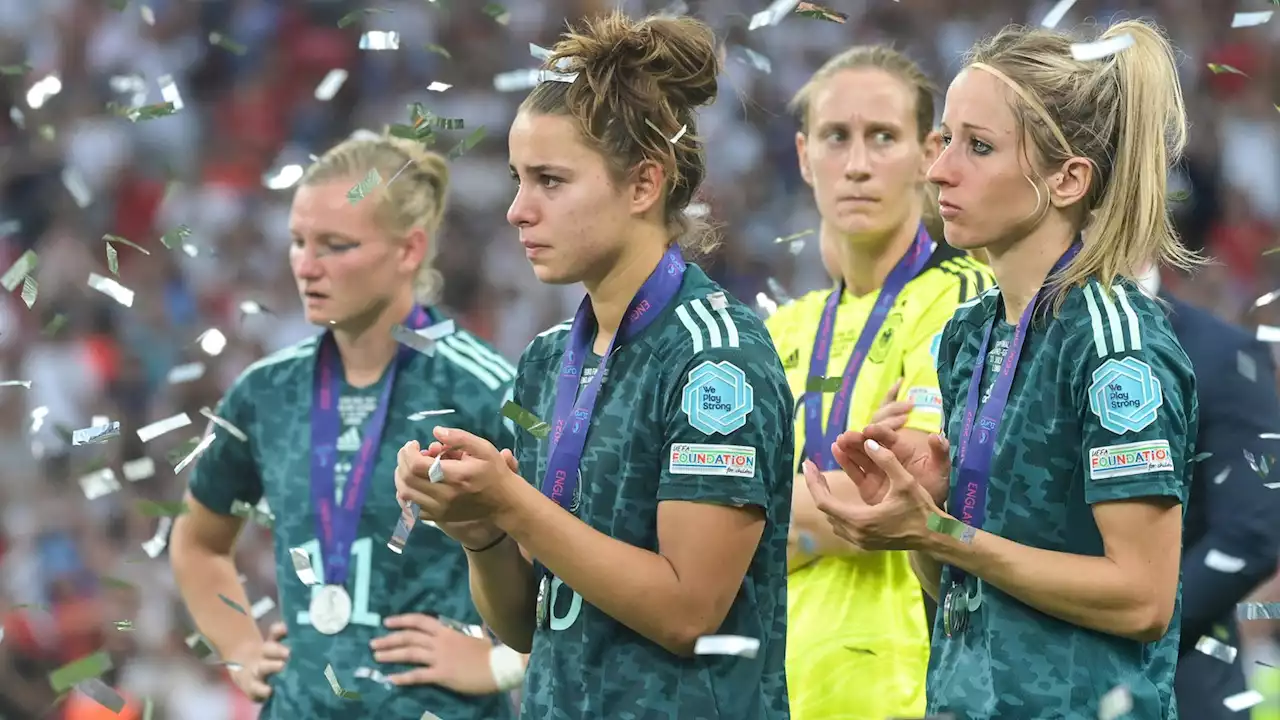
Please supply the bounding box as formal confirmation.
[865,438,882,451]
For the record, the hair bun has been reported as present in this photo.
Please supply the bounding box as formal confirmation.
[550,12,720,113]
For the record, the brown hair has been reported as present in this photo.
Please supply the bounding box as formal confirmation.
[965,20,1201,306]
[520,11,720,257]
[301,133,450,303]
[788,46,944,242]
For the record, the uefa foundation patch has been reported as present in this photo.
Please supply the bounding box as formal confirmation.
[669,443,757,477]
[1089,440,1173,480]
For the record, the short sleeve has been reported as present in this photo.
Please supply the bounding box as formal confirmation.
[897,298,956,435]
[189,378,263,514]
[1075,295,1197,505]
[658,345,795,509]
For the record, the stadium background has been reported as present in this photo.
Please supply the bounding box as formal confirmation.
[0,0,1278,716]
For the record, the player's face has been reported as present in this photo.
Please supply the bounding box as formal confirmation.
[796,68,938,245]
[288,178,414,326]
[507,111,634,285]
[929,68,1046,251]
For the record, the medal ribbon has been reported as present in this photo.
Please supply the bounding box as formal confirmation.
[946,243,1081,587]
[804,224,935,469]
[310,305,432,585]
[535,247,686,577]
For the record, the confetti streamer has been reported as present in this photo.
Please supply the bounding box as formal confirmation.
[733,46,773,74]
[315,69,348,101]
[174,433,217,474]
[805,376,843,393]
[123,457,156,482]
[1,249,37,291]
[387,501,420,555]
[156,74,183,111]
[219,594,247,615]
[0,63,32,75]
[529,43,553,61]
[353,666,395,688]
[106,243,119,275]
[408,409,455,421]
[289,547,321,586]
[794,2,848,22]
[392,320,456,356]
[136,500,188,517]
[1232,11,1273,28]
[1224,690,1264,712]
[209,32,246,55]
[1070,34,1134,61]
[749,0,802,30]
[0,380,32,388]
[160,224,192,249]
[359,31,400,50]
[61,168,92,208]
[423,44,451,59]
[1236,602,1280,620]
[167,362,206,384]
[338,8,392,28]
[348,168,383,203]
[142,516,173,558]
[200,407,248,442]
[501,401,550,439]
[20,275,36,308]
[137,412,193,443]
[87,273,135,307]
[1211,466,1231,485]
[693,635,760,657]
[76,678,125,713]
[1040,0,1078,29]
[325,665,362,700]
[1097,685,1132,720]
[114,620,134,632]
[79,468,121,500]
[49,651,113,693]
[73,422,121,446]
[250,596,276,620]
[1238,350,1258,382]
[1207,63,1248,76]
[1244,448,1272,477]
[1205,548,1246,573]
[1195,635,1237,663]
[481,3,510,25]
[448,127,487,160]
[231,499,275,529]
[427,81,451,92]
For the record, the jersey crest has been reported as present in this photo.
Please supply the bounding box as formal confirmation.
[867,312,904,364]
[681,360,755,435]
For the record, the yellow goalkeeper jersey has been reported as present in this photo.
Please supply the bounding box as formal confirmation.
[766,243,993,719]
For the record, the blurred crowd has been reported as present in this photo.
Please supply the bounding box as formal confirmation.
[1,0,1279,717]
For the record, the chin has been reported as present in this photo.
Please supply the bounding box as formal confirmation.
[940,222,986,250]
[529,261,581,286]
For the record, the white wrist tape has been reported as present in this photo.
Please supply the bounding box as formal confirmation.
[489,644,525,692]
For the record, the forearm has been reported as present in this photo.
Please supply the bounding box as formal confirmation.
[923,526,1163,642]
[170,544,262,663]
[467,538,537,653]
[790,472,863,558]
[495,481,699,655]
[909,550,943,602]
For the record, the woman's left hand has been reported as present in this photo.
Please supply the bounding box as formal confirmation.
[803,437,944,551]
[395,427,521,525]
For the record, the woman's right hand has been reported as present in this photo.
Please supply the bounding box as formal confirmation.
[229,622,290,701]
[433,446,521,549]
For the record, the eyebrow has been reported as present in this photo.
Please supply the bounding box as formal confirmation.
[940,121,995,134]
[509,163,573,175]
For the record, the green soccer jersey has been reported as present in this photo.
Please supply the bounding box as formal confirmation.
[188,313,517,720]
[511,264,794,719]
[928,279,1198,720]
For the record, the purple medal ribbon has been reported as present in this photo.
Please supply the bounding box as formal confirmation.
[804,224,935,470]
[310,305,432,586]
[947,243,1081,585]
[534,247,686,575]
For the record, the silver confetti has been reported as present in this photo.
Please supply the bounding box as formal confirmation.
[354,666,395,688]
[1238,351,1257,382]
[392,320,455,356]
[1212,466,1231,485]
[1232,11,1273,28]
[0,249,37,292]
[0,380,32,389]
[325,664,361,699]
[166,362,206,384]
[123,457,156,482]
[428,455,446,483]
[1237,602,1280,620]
[75,677,125,713]
[250,596,276,620]
[387,501,420,555]
[173,433,216,474]
[732,46,772,74]
[314,69,348,101]
[1070,34,1134,61]
[142,517,172,558]
[78,468,121,500]
[87,273,135,307]
[529,43,553,61]
[1256,325,1280,343]
[197,328,227,356]
[748,0,802,30]
[73,422,121,446]
[1195,635,1237,664]
[693,635,760,658]
[427,81,451,92]
[200,407,248,442]
[20,275,36,308]
[61,167,92,208]
[1205,548,1246,573]
[359,31,399,51]
[408,409,455,421]
[1097,684,1132,720]
[289,547,320,586]
[1040,0,1078,29]
[1224,690,1264,712]
[157,73,183,111]
[137,412,193,443]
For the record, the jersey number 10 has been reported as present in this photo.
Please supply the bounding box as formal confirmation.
[294,537,381,628]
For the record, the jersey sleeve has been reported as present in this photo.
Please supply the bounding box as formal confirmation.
[189,375,263,514]
[896,294,957,435]
[657,340,795,510]
[1073,289,1197,505]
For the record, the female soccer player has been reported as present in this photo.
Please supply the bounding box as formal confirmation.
[771,46,992,720]
[806,20,1199,720]
[393,11,793,719]
[170,133,524,719]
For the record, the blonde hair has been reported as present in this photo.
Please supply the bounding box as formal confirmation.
[522,11,721,258]
[301,133,450,303]
[788,46,944,242]
[965,20,1201,307]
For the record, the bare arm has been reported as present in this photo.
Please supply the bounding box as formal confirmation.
[923,497,1183,642]
[909,550,944,602]
[790,470,865,560]
[464,535,538,654]
[169,492,263,663]
[495,480,764,656]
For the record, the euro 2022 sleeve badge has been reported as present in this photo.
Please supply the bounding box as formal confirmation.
[681,360,755,435]
[1087,356,1164,434]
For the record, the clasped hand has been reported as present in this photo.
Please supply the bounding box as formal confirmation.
[804,424,953,551]
[394,427,521,528]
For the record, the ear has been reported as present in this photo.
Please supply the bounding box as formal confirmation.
[919,130,942,181]
[401,227,429,275]
[795,131,814,187]
[1047,157,1094,208]
[628,159,666,217]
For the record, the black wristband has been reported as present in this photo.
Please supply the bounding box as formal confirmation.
[463,532,508,553]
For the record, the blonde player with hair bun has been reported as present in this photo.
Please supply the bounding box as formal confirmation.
[171,132,523,719]
[809,20,1201,719]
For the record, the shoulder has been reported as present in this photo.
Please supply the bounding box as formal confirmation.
[763,287,830,347]
[659,282,781,370]
[430,326,516,393]
[914,244,996,304]
[1058,279,1183,361]
[518,316,574,369]
[231,335,320,397]
[945,286,1000,338]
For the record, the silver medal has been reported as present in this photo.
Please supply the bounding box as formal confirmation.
[950,584,969,635]
[942,586,954,637]
[535,576,550,629]
[310,585,353,635]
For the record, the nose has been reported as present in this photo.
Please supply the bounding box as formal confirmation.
[843,137,872,182]
[506,185,536,228]
[927,143,957,189]
[290,243,324,281]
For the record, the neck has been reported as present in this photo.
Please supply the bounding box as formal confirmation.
[986,222,1074,322]
[331,291,417,386]
[825,211,921,298]
[583,232,668,348]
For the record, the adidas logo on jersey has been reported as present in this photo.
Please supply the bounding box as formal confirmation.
[336,426,362,452]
